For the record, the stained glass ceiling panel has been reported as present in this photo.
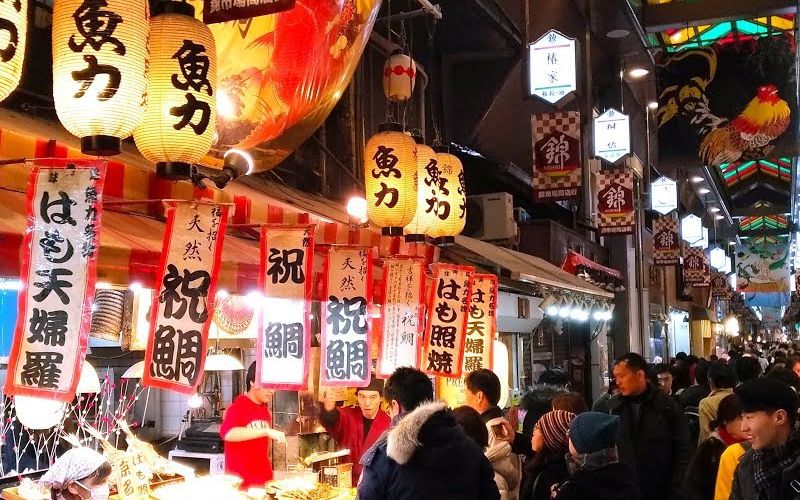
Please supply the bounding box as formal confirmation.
[739,215,789,231]
[648,15,795,51]
[717,158,792,188]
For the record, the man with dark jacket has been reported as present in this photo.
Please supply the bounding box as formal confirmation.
[678,360,711,409]
[730,377,800,500]
[606,352,691,500]
[357,367,499,500]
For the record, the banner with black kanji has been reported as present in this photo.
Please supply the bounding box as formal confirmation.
[596,168,635,235]
[5,160,106,402]
[423,264,474,379]
[143,201,230,394]
[654,216,680,266]
[377,256,425,378]
[463,274,497,373]
[531,112,581,202]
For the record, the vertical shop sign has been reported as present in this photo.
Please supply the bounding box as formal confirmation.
[464,274,497,372]
[528,30,577,104]
[143,201,229,394]
[654,216,680,266]
[594,109,630,164]
[711,272,732,298]
[258,225,315,390]
[683,247,710,286]
[111,453,150,499]
[5,160,105,401]
[651,176,678,215]
[321,246,373,387]
[377,256,425,378]
[596,168,634,235]
[423,264,473,378]
[531,111,581,201]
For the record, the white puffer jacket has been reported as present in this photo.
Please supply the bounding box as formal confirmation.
[485,416,521,500]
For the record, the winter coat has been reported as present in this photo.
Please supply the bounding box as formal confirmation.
[320,405,390,485]
[357,401,500,500]
[485,415,521,500]
[608,383,691,500]
[714,443,746,500]
[698,388,734,443]
[679,384,711,409]
[553,462,639,500]
[684,431,727,500]
[729,441,800,500]
[519,453,569,500]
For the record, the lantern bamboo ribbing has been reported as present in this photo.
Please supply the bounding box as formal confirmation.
[0,0,26,102]
[404,137,439,240]
[427,148,466,246]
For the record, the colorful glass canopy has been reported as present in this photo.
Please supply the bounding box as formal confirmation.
[646,13,795,51]
[739,215,788,232]
[717,158,792,188]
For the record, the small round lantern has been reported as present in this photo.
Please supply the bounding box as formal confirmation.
[426,147,466,246]
[404,136,439,241]
[0,0,26,102]
[52,0,149,155]
[382,50,416,102]
[133,1,216,180]
[364,122,418,236]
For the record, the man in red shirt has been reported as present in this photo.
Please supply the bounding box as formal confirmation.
[320,377,390,485]
[220,362,286,489]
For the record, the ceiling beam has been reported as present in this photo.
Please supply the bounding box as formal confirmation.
[729,205,791,217]
[738,228,793,237]
[642,0,795,33]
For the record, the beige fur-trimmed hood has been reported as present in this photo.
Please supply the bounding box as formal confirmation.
[386,401,447,465]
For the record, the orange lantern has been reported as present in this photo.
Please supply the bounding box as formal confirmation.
[382,50,416,102]
[426,147,466,246]
[404,136,439,241]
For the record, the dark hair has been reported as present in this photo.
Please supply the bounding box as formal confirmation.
[788,356,800,371]
[709,354,719,361]
[670,365,692,392]
[686,355,699,366]
[246,361,256,391]
[675,352,688,360]
[551,392,588,414]
[695,360,711,386]
[728,349,739,358]
[710,394,742,431]
[453,406,489,448]
[615,353,648,373]
[735,356,763,383]
[465,369,501,406]
[766,368,800,393]
[708,362,737,389]
[651,363,670,375]
[538,368,569,386]
[384,367,433,412]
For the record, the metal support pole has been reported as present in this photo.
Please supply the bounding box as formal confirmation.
[580,0,594,234]
[634,175,648,357]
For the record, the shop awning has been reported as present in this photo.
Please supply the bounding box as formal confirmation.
[561,250,621,279]
[444,236,614,299]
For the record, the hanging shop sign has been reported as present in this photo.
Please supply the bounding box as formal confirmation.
[709,247,727,271]
[426,150,467,245]
[0,0,26,103]
[681,214,703,245]
[203,0,295,25]
[143,201,230,394]
[593,109,630,164]
[257,225,315,390]
[651,176,677,215]
[596,168,634,235]
[5,160,106,401]
[712,272,732,298]
[377,256,425,378]
[321,246,373,387]
[653,216,680,266]
[111,452,150,499]
[736,243,790,293]
[423,263,474,378]
[464,274,497,372]
[683,247,710,286]
[528,29,577,105]
[531,111,581,202]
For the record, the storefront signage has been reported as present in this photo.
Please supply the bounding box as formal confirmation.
[654,216,680,266]
[258,225,315,390]
[5,160,105,401]
[143,201,230,394]
[651,176,677,215]
[596,168,634,235]
[593,109,630,164]
[711,272,732,298]
[531,111,581,201]
[321,246,373,387]
[464,274,497,372]
[423,264,473,379]
[683,247,710,286]
[528,30,577,104]
[681,214,704,246]
[203,0,295,24]
[377,256,425,378]
[111,452,150,499]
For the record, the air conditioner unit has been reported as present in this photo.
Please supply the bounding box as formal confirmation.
[464,192,518,241]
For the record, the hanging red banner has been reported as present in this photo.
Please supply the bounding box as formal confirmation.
[143,201,230,394]
[654,216,680,266]
[5,160,106,402]
[711,272,732,298]
[531,111,582,202]
[257,225,315,390]
[377,256,425,378]
[464,274,498,373]
[423,264,474,379]
[321,246,373,387]
[596,168,635,235]
[683,247,710,286]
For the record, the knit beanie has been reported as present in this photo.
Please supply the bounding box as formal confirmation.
[535,410,576,451]
[568,412,620,454]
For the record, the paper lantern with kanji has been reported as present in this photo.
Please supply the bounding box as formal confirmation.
[52,0,149,156]
[0,0,26,102]
[133,1,216,180]
[382,51,416,102]
[364,123,418,236]
[404,137,439,241]
[426,148,467,245]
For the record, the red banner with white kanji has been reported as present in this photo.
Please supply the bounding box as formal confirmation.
[423,264,474,379]
[683,246,710,286]
[321,246,373,387]
[711,272,732,298]
[464,274,497,373]
[531,112,582,202]
[654,216,680,266]
[257,225,315,390]
[377,256,425,378]
[596,168,634,235]
[143,201,230,394]
[5,159,106,402]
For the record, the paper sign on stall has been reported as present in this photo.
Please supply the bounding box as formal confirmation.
[377,256,425,378]
[423,264,473,379]
[258,225,315,390]
[111,452,150,499]
[5,160,106,402]
[464,274,497,372]
[143,201,230,394]
[321,246,373,387]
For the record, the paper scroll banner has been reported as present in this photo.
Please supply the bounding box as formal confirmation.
[321,246,373,387]
[423,264,474,379]
[464,274,497,372]
[377,256,425,378]
[5,160,106,402]
[143,201,229,394]
[257,225,315,390]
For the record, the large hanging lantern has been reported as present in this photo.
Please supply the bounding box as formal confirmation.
[364,122,418,236]
[0,0,26,102]
[404,136,439,241]
[52,0,149,156]
[134,1,216,180]
[382,50,416,102]
[426,147,466,246]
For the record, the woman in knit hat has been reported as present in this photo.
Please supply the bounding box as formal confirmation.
[551,412,639,500]
[519,409,575,500]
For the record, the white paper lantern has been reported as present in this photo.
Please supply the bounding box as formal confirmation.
[76,361,101,394]
[404,138,440,240]
[426,148,466,245]
[14,395,67,430]
[0,0,26,102]
[382,51,416,102]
